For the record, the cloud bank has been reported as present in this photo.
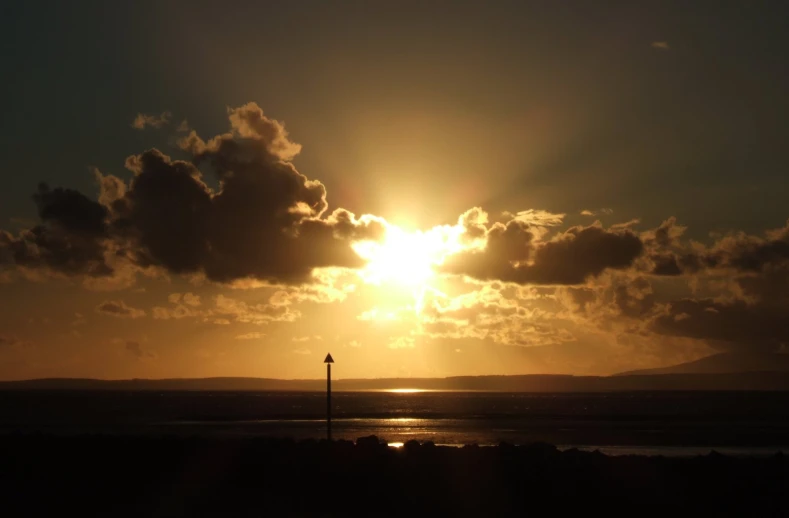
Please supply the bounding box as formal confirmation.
[2,102,789,365]
[1,103,384,287]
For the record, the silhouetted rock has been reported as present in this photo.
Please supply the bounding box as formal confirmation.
[404,439,421,453]
[355,435,383,449]
[0,434,786,517]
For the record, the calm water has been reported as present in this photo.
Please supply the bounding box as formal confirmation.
[2,390,789,456]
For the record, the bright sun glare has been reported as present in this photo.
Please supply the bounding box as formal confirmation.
[352,224,466,290]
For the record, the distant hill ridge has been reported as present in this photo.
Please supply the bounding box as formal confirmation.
[615,352,789,376]
[3,368,789,392]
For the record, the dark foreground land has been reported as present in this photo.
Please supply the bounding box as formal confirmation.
[1,435,787,517]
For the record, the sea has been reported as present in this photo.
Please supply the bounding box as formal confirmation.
[2,390,789,457]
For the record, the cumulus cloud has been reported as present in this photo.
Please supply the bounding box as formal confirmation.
[4,101,789,367]
[0,184,113,279]
[642,219,789,278]
[96,300,146,319]
[0,103,386,288]
[131,112,171,130]
[443,210,643,285]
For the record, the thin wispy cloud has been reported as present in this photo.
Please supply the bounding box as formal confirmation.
[96,300,146,319]
[236,332,266,340]
[651,41,670,51]
[131,111,172,129]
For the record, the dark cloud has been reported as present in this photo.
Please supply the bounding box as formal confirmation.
[33,184,109,236]
[444,215,643,285]
[646,219,789,277]
[116,149,212,274]
[704,221,789,273]
[96,300,146,319]
[735,271,789,307]
[527,225,643,284]
[650,298,788,353]
[0,103,384,286]
[0,184,112,277]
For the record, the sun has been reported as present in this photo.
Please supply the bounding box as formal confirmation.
[353,226,435,288]
[352,223,465,290]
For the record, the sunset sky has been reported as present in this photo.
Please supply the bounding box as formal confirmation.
[1,1,788,380]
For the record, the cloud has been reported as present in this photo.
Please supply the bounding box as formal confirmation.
[214,294,300,324]
[0,184,113,278]
[651,41,670,51]
[443,211,643,285]
[131,112,171,130]
[96,300,146,319]
[642,219,789,277]
[650,298,788,353]
[125,340,156,359]
[151,304,202,320]
[505,209,565,227]
[704,220,789,273]
[150,292,307,325]
[417,284,574,347]
[235,332,265,340]
[580,208,613,217]
[292,348,311,355]
[0,103,387,288]
[182,292,201,306]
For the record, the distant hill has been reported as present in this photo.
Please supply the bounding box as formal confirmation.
[616,352,789,376]
[4,370,789,391]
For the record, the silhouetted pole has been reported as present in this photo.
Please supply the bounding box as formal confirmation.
[324,353,334,441]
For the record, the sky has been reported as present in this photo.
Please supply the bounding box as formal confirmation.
[1,1,788,380]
